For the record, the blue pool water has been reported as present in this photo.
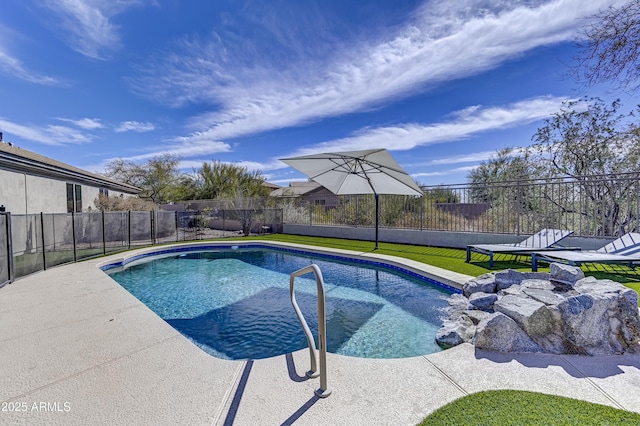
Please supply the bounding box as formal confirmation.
[104,245,455,360]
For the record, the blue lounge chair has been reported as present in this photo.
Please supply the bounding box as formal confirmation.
[531,232,640,271]
[466,229,575,268]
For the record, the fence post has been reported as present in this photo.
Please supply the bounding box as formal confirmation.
[40,212,47,271]
[6,212,14,284]
[102,211,106,255]
[128,211,131,250]
[175,211,179,242]
[151,210,156,245]
[516,180,521,236]
[71,210,77,262]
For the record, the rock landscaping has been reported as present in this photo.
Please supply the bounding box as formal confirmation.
[436,263,640,355]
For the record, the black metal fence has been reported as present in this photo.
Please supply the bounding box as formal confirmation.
[0,212,12,288]
[277,173,640,238]
[5,208,283,282]
[2,173,638,285]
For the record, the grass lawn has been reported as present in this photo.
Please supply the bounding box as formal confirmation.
[419,390,640,425]
[248,234,640,302]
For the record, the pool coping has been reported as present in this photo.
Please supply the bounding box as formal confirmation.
[1,240,640,425]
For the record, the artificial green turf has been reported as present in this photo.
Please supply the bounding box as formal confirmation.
[419,390,640,426]
[248,234,489,276]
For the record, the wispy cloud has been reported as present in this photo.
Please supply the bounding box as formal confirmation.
[115,139,232,163]
[56,117,105,130]
[131,0,615,146]
[154,95,566,175]
[42,0,144,60]
[115,121,155,133]
[408,151,499,167]
[284,96,568,157]
[0,28,61,85]
[0,117,94,145]
[412,165,477,179]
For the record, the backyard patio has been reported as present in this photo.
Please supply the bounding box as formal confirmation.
[1,239,640,425]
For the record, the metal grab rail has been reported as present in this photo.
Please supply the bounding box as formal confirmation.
[289,264,331,398]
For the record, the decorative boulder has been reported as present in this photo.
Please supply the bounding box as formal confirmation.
[550,263,585,290]
[435,315,476,349]
[494,295,553,337]
[473,313,542,353]
[468,292,498,312]
[436,263,640,355]
[445,293,471,318]
[463,273,496,297]
[495,270,550,291]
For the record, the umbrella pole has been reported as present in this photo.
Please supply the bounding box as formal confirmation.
[375,193,379,250]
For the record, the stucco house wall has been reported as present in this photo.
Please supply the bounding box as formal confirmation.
[0,169,26,214]
[25,175,68,214]
[0,142,139,215]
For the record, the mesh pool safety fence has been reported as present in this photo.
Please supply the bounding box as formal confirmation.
[4,208,283,282]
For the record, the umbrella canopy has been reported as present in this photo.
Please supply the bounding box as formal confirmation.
[281,149,422,248]
[281,149,422,196]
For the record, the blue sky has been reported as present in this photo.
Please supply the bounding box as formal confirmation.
[0,0,630,187]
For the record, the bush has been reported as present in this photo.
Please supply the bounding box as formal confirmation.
[94,194,158,211]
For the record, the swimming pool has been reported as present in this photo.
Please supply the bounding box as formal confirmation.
[103,244,456,360]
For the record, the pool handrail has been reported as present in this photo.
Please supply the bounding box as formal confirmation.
[289,264,331,398]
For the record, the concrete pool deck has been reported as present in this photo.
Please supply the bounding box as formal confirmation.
[1,241,640,425]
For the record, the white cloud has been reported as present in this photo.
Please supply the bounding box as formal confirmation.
[0,117,93,145]
[42,0,144,59]
[269,177,308,186]
[408,151,499,167]
[0,30,61,85]
[56,117,105,130]
[114,139,232,163]
[282,96,567,157]
[115,121,155,133]
[412,165,477,179]
[132,0,617,145]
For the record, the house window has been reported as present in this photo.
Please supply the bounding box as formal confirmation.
[66,183,83,213]
[75,185,82,212]
[66,183,74,213]
[99,187,109,197]
[314,199,326,206]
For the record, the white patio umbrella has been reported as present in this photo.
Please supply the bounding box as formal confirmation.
[281,149,423,249]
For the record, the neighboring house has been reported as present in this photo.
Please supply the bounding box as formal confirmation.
[270,181,338,208]
[262,181,281,192]
[0,140,139,215]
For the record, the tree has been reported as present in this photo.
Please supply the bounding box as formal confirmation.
[192,161,272,235]
[104,154,181,204]
[467,148,531,203]
[423,187,459,204]
[196,160,271,199]
[94,194,157,211]
[530,97,640,177]
[168,173,199,202]
[575,0,640,91]
[529,97,640,235]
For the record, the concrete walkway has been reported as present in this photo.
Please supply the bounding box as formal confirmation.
[1,243,640,425]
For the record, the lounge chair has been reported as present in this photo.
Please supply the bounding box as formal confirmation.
[531,232,640,271]
[466,229,575,268]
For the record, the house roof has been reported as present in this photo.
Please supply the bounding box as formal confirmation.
[262,181,281,190]
[0,142,140,194]
[270,181,324,197]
